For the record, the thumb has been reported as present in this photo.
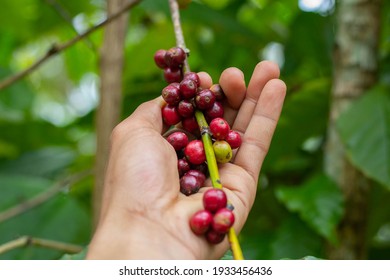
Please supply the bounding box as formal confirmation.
[119,97,166,134]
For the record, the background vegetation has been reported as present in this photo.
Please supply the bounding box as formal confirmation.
[0,0,389,260]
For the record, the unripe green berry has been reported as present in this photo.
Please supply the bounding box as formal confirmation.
[213,140,232,163]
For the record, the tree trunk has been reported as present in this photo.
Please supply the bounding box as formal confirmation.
[325,0,381,259]
[93,0,129,226]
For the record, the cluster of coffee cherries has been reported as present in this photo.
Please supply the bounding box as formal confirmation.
[154,47,241,243]
[190,188,235,244]
[154,47,186,84]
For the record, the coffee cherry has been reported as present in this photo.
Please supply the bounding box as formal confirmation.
[164,67,182,83]
[210,84,225,101]
[154,49,167,69]
[177,99,195,118]
[184,140,206,165]
[162,83,182,105]
[205,230,226,244]
[183,72,200,87]
[164,47,186,69]
[213,140,232,163]
[195,89,216,110]
[185,169,206,186]
[212,208,235,233]
[189,210,213,235]
[178,158,191,177]
[182,116,199,134]
[226,130,242,149]
[162,104,181,125]
[205,101,224,121]
[180,174,201,195]
[166,131,189,151]
[192,163,209,177]
[209,117,230,140]
[180,78,198,99]
[203,188,227,213]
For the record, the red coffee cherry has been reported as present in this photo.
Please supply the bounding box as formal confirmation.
[212,208,235,234]
[209,84,225,101]
[177,99,195,118]
[154,49,168,69]
[184,140,206,165]
[209,117,230,140]
[166,131,189,151]
[195,89,216,110]
[182,116,199,134]
[203,188,227,213]
[164,67,182,83]
[192,163,209,177]
[189,210,213,235]
[205,101,224,121]
[178,158,191,177]
[226,130,242,149]
[180,78,198,99]
[205,230,226,244]
[185,169,206,187]
[164,47,186,69]
[183,72,200,87]
[162,83,182,105]
[180,174,201,196]
[162,104,181,125]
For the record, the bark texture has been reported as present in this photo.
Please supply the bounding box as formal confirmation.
[325,0,382,259]
[94,0,129,226]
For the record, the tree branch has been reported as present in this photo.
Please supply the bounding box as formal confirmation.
[0,170,92,224]
[168,0,190,73]
[0,236,83,255]
[0,0,141,92]
[43,0,97,51]
[93,0,130,227]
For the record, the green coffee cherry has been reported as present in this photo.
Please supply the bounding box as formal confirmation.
[213,140,232,163]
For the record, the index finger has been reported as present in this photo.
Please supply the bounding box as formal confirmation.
[233,78,286,184]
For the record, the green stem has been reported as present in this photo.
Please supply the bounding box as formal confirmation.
[195,111,222,189]
[194,110,244,260]
[168,0,244,260]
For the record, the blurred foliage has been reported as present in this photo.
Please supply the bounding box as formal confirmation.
[0,0,389,260]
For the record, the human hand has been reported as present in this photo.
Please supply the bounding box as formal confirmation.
[86,61,286,259]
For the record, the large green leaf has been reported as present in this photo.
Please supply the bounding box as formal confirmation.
[275,174,344,243]
[337,86,390,189]
[270,215,323,260]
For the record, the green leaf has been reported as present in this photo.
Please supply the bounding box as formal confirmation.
[0,174,90,260]
[0,146,76,178]
[220,250,233,260]
[337,86,390,189]
[270,215,323,259]
[200,0,233,10]
[275,174,344,243]
[264,78,330,173]
[0,174,52,210]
